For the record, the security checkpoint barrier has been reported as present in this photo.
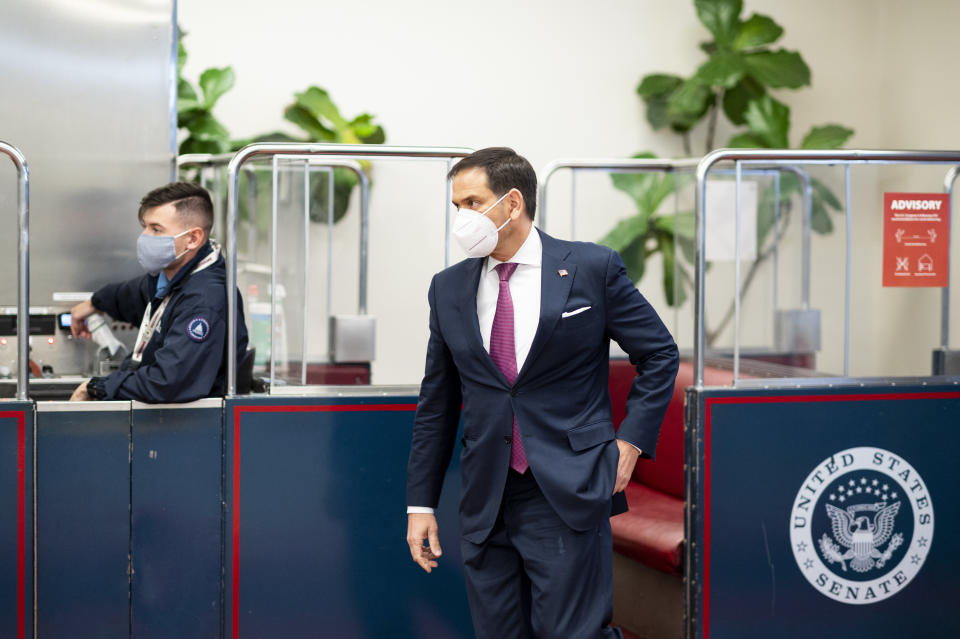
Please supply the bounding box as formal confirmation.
[685,149,960,639]
[5,144,959,638]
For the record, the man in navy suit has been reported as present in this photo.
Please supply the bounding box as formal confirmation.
[406,148,678,638]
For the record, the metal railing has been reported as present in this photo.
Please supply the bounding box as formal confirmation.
[539,158,815,342]
[178,152,373,387]
[0,141,29,401]
[942,165,958,350]
[695,149,960,388]
[224,143,473,395]
[268,156,367,387]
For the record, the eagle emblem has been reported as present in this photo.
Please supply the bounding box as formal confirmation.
[819,501,903,573]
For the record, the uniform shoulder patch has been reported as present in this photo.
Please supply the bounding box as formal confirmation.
[186,316,211,342]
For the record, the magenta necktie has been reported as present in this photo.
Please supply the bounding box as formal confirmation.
[490,262,528,473]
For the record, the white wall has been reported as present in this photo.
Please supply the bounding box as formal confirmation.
[180,0,960,384]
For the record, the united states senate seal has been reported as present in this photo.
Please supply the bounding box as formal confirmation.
[789,446,933,604]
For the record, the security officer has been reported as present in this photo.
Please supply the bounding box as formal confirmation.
[69,181,248,403]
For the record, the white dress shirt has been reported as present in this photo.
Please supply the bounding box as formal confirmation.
[477,226,542,371]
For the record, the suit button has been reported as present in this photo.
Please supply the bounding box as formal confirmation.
[510,389,518,397]
[504,436,512,444]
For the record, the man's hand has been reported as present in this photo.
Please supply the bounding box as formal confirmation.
[70,300,97,339]
[70,380,91,402]
[406,513,442,573]
[614,439,641,494]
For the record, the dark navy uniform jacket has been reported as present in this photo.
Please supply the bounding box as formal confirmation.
[407,230,679,544]
[90,241,249,403]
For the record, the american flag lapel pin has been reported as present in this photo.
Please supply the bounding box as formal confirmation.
[558,269,568,277]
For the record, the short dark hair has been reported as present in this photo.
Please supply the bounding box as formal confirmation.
[447,147,538,221]
[138,182,214,238]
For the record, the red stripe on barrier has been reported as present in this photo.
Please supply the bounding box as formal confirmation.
[700,390,960,639]
[1,410,27,639]
[232,404,241,639]
[229,402,417,638]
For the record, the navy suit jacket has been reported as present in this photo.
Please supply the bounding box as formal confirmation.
[406,230,679,544]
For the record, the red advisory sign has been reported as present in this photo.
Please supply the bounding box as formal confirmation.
[882,192,950,287]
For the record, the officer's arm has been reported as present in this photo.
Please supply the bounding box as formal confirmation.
[90,276,151,326]
[100,295,225,403]
[604,248,680,457]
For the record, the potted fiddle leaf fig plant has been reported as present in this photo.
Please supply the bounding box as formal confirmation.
[603,0,853,344]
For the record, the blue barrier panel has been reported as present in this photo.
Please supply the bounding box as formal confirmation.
[0,401,33,639]
[224,395,473,639]
[36,402,131,637]
[131,399,223,638]
[687,383,960,638]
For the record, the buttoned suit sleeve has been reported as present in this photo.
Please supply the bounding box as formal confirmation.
[406,275,463,509]
[604,249,679,458]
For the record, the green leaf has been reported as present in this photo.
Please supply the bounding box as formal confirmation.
[284,104,336,142]
[643,174,682,216]
[608,153,681,216]
[637,75,685,130]
[657,231,686,307]
[676,234,696,265]
[811,177,842,210]
[695,50,746,88]
[811,196,833,233]
[666,77,714,130]
[695,0,743,47]
[727,131,768,148]
[619,238,647,284]
[645,95,672,130]
[177,38,187,75]
[177,79,200,113]
[733,13,783,50]
[743,95,790,147]
[742,49,810,88]
[177,107,205,129]
[198,67,235,110]
[611,172,657,211]
[294,86,349,130]
[185,112,229,141]
[800,124,854,149]
[179,136,227,155]
[334,168,361,221]
[599,214,651,253]
[637,73,684,98]
[349,113,387,144]
[653,210,696,240]
[722,75,765,125]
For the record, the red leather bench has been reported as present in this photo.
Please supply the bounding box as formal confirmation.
[608,359,737,638]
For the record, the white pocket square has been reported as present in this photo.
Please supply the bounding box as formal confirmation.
[561,306,592,318]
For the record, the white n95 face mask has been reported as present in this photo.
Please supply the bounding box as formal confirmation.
[452,191,511,258]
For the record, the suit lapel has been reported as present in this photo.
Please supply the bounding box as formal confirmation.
[457,257,511,387]
[516,231,575,383]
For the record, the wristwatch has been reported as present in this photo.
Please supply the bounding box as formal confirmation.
[86,376,108,400]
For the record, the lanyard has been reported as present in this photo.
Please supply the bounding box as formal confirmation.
[131,243,220,365]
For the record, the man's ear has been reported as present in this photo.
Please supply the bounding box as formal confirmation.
[508,189,525,220]
[188,227,205,249]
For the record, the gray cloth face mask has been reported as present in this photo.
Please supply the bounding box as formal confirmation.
[136,229,190,276]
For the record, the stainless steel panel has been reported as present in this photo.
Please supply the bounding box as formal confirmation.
[329,314,376,363]
[0,0,175,305]
[773,308,822,353]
